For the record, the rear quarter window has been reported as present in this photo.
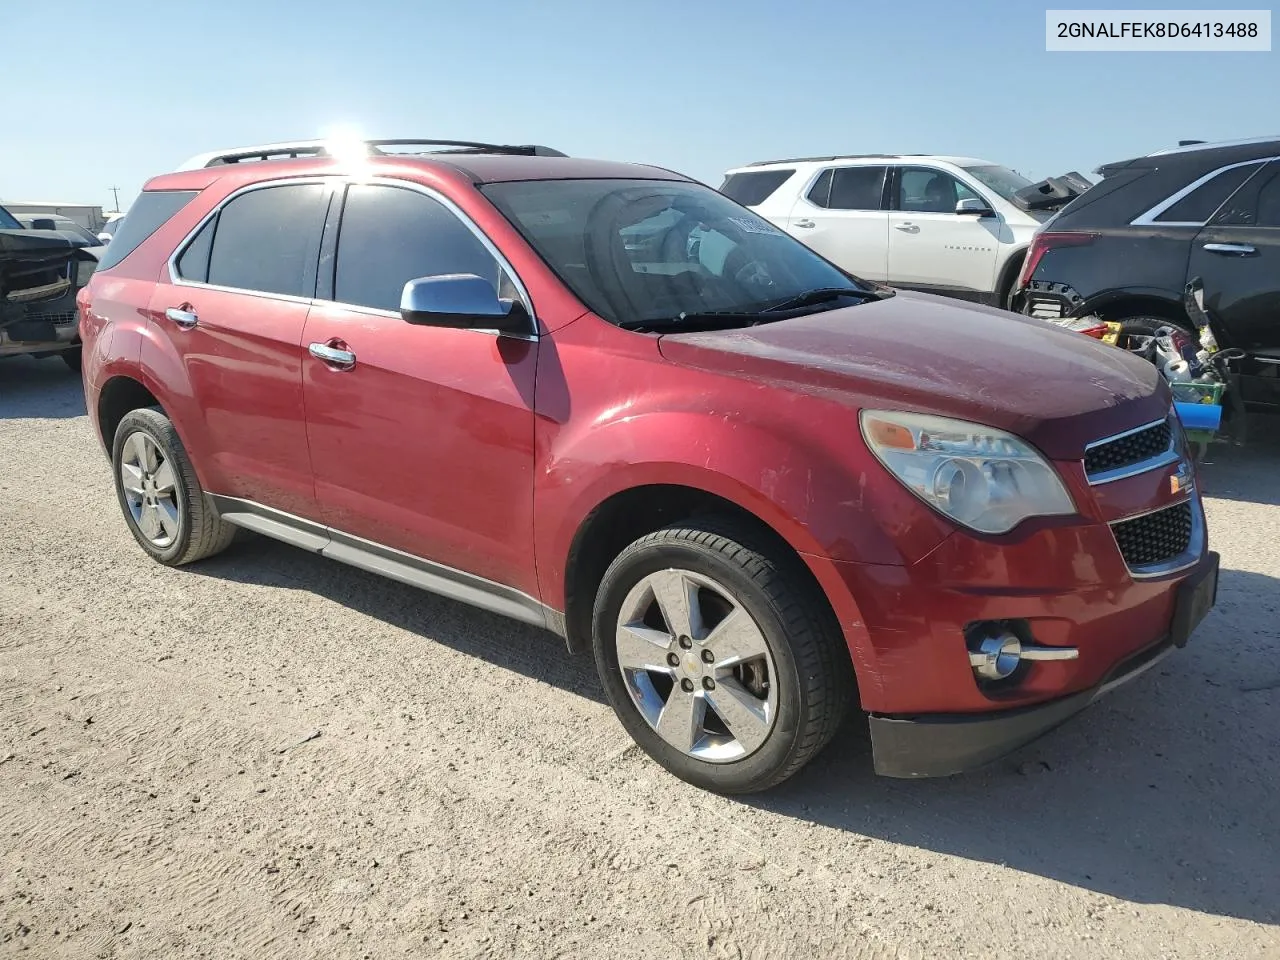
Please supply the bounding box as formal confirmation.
[94,190,200,271]
[718,169,795,206]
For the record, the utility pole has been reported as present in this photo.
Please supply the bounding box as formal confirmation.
[109,186,121,212]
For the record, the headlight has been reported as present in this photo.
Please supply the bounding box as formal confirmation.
[859,409,1076,534]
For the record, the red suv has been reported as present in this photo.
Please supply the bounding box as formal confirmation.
[77,137,1219,793]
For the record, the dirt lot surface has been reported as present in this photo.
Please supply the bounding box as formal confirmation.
[2,355,1278,960]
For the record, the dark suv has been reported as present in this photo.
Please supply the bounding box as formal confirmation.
[77,137,1218,794]
[1012,136,1280,412]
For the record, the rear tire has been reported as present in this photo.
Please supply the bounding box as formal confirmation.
[111,407,236,566]
[591,515,854,794]
[61,347,82,373]
[1112,314,1192,351]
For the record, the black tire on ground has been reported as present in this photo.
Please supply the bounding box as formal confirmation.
[61,347,82,373]
[111,406,236,566]
[591,515,854,794]
[1113,314,1192,351]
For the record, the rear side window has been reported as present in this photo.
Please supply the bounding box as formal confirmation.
[1212,161,1280,227]
[204,183,329,298]
[1256,168,1280,227]
[1155,162,1263,223]
[95,190,198,271]
[806,170,833,208]
[718,170,795,206]
[331,184,507,312]
[175,217,215,283]
[829,166,887,210]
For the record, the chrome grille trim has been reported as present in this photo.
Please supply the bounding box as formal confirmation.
[1083,413,1179,485]
[1108,492,1206,580]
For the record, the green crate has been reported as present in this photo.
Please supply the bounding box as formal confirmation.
[1170,380,1225,405]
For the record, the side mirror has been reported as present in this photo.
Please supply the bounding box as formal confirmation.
[31,218,59,231]
[955,198,995,217]
[400,274,528,334]
[96,233,113,243]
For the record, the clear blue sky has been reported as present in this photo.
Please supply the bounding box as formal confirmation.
[2,0,1275,212]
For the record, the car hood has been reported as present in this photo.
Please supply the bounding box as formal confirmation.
[655,290,1169,460]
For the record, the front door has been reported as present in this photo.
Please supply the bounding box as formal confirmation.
[784,164,890,281]
[885,165,1002,300]
[145,179,331,521]
[300,181,540,596]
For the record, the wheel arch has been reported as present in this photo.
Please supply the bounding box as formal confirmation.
[558,482,863,690]
[96,374,160,453]
[996,246,1029,308]
[1081,289,1193,330]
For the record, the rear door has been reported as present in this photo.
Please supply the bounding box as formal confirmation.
[1187,159,1280,354]
[147,179,331,521]
[784,164,889,281]
[885,165,1002,298]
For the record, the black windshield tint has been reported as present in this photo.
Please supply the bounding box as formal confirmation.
[480,178,869,327]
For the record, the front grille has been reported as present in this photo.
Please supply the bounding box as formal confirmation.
[1111,501,1193,568]
[27,309,77,326]
[1085,420,1172,479]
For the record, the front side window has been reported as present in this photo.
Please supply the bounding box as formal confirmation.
[331,184,512,313]
[481,177,875,328]
[204,183,329,298]
[0,206,24,229]
[895,167,980,213]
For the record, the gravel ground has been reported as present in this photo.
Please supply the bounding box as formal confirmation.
[2,355,1278,960]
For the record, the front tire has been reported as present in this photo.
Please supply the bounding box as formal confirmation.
[591,517,853,794]
[61,347,82,373]
[111,407,236,566]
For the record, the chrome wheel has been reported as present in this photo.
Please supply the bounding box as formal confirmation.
[119,431,180,548]
[615,568,778,763]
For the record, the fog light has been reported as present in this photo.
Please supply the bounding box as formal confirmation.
[969,631,1023,681]
[967,624,1080,682]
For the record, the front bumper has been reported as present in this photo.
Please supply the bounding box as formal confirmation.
[868,549,1219,777]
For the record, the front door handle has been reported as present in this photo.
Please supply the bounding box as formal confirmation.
[165,307,198,328]
[309,341,356,370]
[1203,242,1256,256]
[793,219,815,228]
[894,222,919,233]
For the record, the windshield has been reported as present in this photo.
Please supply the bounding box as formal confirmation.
[0,206,21,230]
[479,178,875,329]
[959,164,1034,203]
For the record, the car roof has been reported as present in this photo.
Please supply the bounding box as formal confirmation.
[727,154,995,172]
[143,153,695,194]
[1096,135,1280,176]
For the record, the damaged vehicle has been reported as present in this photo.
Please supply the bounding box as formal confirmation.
[78,138,1216,794]
[1,202,101,371]
[1012,136,1280,437]
[718,154,1089,308]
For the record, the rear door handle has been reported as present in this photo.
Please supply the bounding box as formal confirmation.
[165,307,198,328]
[894,222,919,233]
[793,219,815,228]
[309,341,356,370]
[1203,242,1256,256]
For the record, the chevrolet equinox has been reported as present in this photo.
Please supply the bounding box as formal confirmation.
[76,137,1220,793]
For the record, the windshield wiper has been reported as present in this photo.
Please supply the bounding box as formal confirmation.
[760,286,886,313]
[618,311,778,333]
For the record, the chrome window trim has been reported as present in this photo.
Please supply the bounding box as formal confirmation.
[165,173,540,340]
[1108,492,1205,580]
[1082,415,1178,485]
[1129,157,1276,227]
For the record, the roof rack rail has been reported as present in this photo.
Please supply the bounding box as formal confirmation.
[743,153,925,167]
[174,138,568,171]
